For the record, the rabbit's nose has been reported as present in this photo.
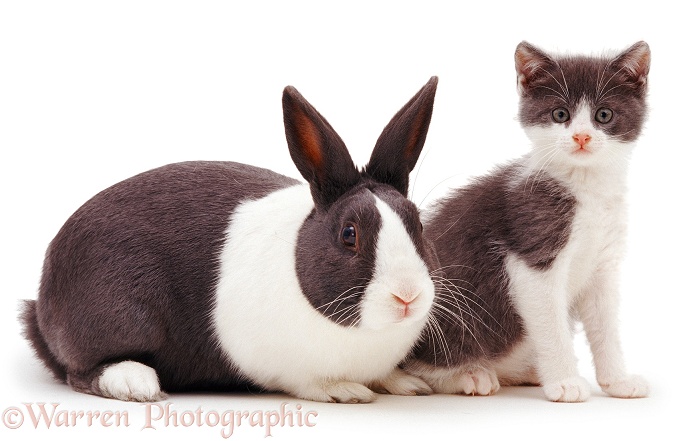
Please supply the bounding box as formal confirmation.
[392,292,420,318]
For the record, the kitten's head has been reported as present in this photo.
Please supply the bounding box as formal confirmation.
[515,41,650,168]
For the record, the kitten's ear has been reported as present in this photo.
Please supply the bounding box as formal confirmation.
[283,86,361,208]
[515,41,555,96]
[609,41,651,94]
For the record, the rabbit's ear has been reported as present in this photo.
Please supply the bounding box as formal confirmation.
[364,76,438,197]
[283,86,361,208]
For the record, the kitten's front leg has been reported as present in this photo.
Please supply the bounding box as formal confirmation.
[578,269,649,398]
[506,254,590,402]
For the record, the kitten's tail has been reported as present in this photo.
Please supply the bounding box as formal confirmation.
[20,300,67,382]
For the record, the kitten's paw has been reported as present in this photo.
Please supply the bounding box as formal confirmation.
[98,361,166,402]
[458,367,501,396]
[543,376,590,402]
[370,368,432,396]
[600,375,649,398]
[299,381,376,404]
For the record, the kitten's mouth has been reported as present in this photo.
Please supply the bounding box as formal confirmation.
[572,146,592,155]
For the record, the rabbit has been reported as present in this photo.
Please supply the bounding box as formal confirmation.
[21,77,441,404]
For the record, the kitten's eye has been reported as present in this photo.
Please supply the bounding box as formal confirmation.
[341,223,358,250]
[552,108,570,123]
[595,108,613,124]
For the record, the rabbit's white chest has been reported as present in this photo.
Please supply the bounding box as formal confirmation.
[212,184,426,392]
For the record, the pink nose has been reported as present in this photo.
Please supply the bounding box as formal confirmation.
[393,294,416,317]
[393,294,414,306]
[573,133,591,147]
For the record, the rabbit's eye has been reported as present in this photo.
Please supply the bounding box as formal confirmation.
[341,224,358,249]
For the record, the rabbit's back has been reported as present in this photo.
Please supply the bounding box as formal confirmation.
[34,161,299,391]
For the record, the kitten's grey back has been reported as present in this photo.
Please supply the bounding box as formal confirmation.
[412,162,575,366]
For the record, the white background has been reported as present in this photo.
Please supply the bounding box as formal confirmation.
[1,1,695,440]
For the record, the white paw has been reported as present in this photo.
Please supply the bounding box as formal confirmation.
[600,375,649,398]
[299,381,376,404]
[371,368,433,396]
[458,367,500,396]
[543,376,590,402]
[98,361,166,402]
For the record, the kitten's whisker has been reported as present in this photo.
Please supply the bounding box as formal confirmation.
[417,172,471,209]
[598,82,634,102]
[595,57,616,100]
[610,129,636,139]
[533,85,567,103]
[597,94,621,101]
[534,146,563,191]
[543,94,567,103]
[597,68,624,101]
[410,143,435,202]
[555,62,571,101]
[526,145,560,193]
[523,143,558,191]
[430,181,497,243]
[539,67,570,102]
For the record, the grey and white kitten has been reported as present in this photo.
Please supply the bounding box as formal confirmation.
[405,42,650,402]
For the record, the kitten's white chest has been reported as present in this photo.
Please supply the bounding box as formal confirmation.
[563,182,628,296]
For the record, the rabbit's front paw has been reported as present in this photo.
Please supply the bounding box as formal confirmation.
[458,366,500,396]
[371,368,432,396]
[299,381,376,404]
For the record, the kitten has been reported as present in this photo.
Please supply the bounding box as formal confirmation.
[405,41,650,402]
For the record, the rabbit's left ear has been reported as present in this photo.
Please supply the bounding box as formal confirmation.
[364,76,438,197]
[283,86,361,208]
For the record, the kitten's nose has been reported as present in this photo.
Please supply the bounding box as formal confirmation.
[573,133,591,147]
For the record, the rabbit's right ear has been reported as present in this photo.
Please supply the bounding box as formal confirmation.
[364,76,438,197]
[283,86,361,208]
